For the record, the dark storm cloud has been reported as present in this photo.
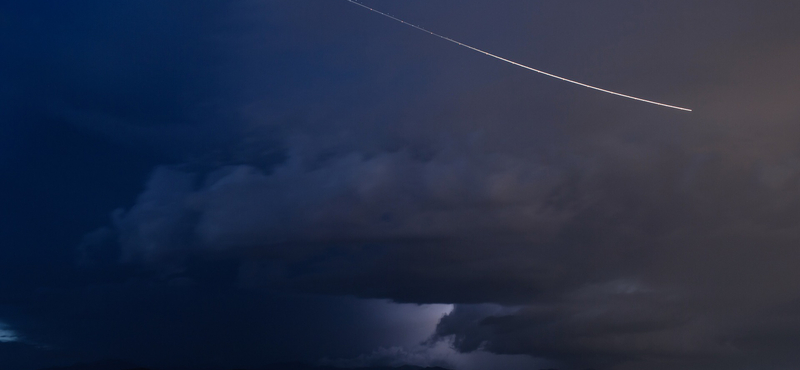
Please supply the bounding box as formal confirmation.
[6,0,800,369]
[9,286,442,370]
[89,1,800,368]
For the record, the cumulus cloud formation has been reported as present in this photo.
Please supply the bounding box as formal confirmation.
[94,33,800,366]
[112,148,564,259]
[95,111,800,370]
[69,0,800,369]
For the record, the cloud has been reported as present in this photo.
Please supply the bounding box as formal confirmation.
[97,147,582,305]
[321,343,455,369]
[93,78,800,367]
[320,340,553,370]
[433,289,708,368]
[73,0,800,369]
[120,149,563,250]
[0,322,18,343]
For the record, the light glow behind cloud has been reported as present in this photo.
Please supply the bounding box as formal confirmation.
[0,322,19,343]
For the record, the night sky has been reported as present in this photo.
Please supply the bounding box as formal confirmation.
[3,1,800,369]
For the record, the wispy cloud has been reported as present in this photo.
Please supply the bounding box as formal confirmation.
[0,322,19,343]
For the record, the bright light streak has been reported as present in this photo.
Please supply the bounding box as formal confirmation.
[347,0,692,112]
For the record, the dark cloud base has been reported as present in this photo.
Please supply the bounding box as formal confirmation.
[35,360,451,370]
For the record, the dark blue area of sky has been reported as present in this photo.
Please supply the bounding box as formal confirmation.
[1,117,159,296]
[1,2,421,367]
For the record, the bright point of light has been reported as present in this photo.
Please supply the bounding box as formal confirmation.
[347,0,692,112]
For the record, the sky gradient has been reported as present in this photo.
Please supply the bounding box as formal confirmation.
[3,1,800,369]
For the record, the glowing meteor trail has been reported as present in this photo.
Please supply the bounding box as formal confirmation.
[347,0,692,112]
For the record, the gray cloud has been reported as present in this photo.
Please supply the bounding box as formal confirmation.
[0,322,19,343]
[71,0,800,368]
[116,149,563,252]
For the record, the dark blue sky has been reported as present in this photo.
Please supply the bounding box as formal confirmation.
[3,1,800,369]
